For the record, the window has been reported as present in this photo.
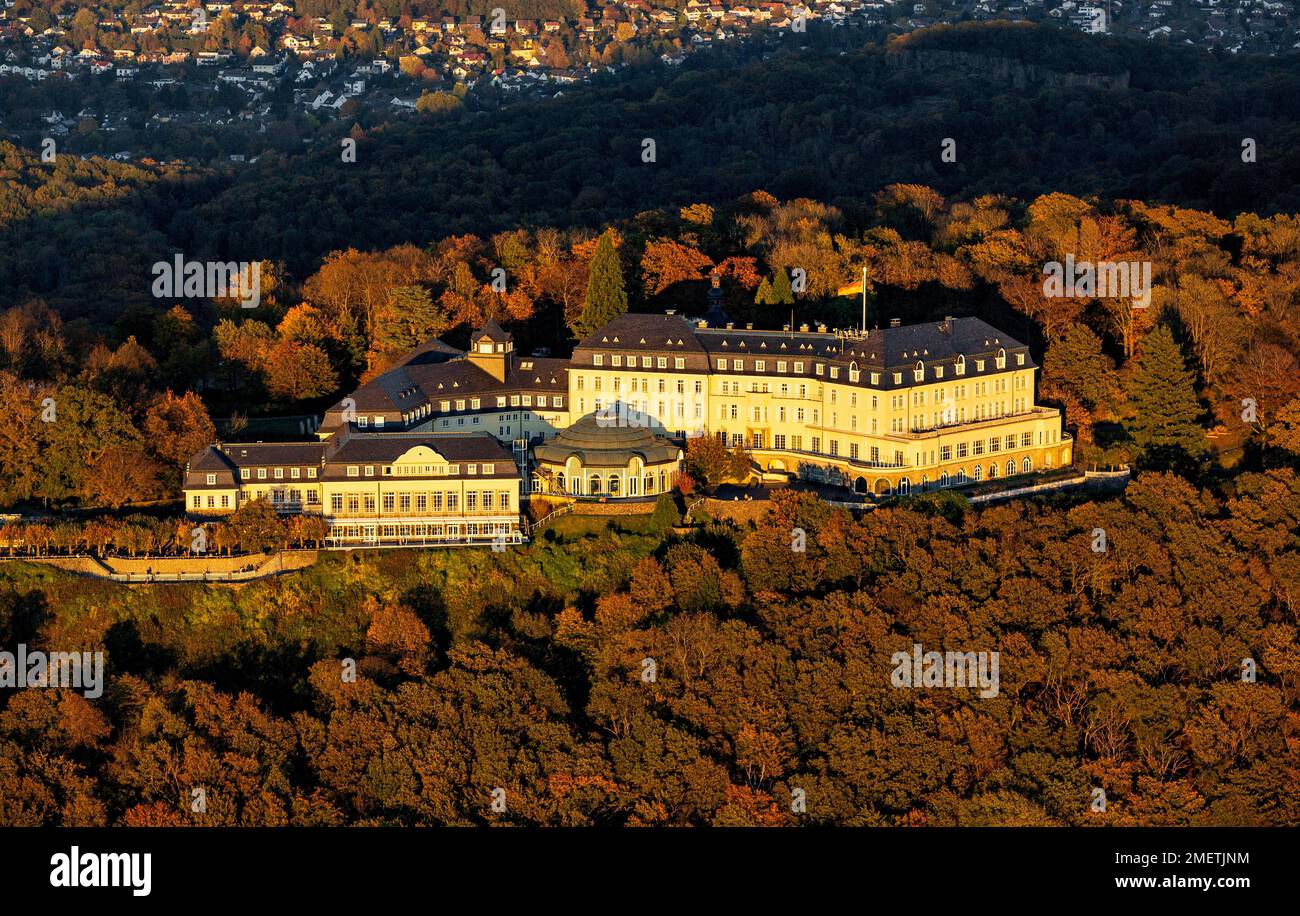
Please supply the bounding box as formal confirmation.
[347,466,359,477]
[611,354,622,367]
[206,473,216,485]
[375,416,385,428]
[1023,457,1033,473]
[675,357,685,369]
[241,469,250,480]
[756,360,766,372]
[956,443,968,458]
[657,357,667,368]
[257,468,267,480]
[364,466,375,477]
[593,354,603,366]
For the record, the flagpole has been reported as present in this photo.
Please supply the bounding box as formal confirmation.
[861,265,867,332]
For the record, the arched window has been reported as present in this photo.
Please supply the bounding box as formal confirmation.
[940,471,950,488]
[589,476,601,495]
[644,473,655,494]
[1022,457,1032,474]
[988,463,997,478]
[956,470,967,485]
[659,470,666,493]
[848,360,860,383]
[898,478,910,495]
[996,347,1006,369]
[973,466,982,482]
[555,472,565,493]
[609,475,620,496]
[955,354,966,376]
[913,360,925,383]
[921,475,929,490]
[1006,459,1015,477]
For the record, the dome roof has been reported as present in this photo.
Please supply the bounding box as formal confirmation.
[551,414,662,449]
[534,413,681,468]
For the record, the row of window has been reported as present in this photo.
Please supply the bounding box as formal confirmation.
[541,470,669,497]
[712,350,1023,382]
[343,461,509,478]
[591,354,686,370]
[329,490,514,515]
[326,522,519,542]
[223,466,319,483]
[433,394,564,413]
[884,458,1036,494]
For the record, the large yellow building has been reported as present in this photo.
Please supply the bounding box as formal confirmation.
[565,312,1070,495]
[184,309,1071,545]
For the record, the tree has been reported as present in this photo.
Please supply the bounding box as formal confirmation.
[416,91,463,115]
[1041,324,1119,413]
[226,498,286,554]
[1125,324,1204,460]
[574,231,627,338]
[640,239,712,297]
[771,268,794,305]
[650,493,679,532]
[264,340,338,402]
[143,391,217,487]
[369,285,451,367]
[84,446,163,509]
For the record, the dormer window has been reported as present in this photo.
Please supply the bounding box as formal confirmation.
[479,342,493,354]
[996,348,1007,369]
[913,361,924,383]
[848,361,860,383]
[956,355,966,376]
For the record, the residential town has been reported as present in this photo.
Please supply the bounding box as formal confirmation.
[3,0,1299,160]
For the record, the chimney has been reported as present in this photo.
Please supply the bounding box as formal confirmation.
[889,318,901,328]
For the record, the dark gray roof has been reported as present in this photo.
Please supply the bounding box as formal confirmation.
[533,414,682,468]
[323,432,519,479]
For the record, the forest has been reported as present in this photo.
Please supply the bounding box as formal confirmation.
[2,472,1298,825]
[6,23,1300,319]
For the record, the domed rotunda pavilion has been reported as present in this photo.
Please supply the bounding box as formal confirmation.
[532,413,683,499]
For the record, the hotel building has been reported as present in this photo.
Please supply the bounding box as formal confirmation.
[184,307,1071,545]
